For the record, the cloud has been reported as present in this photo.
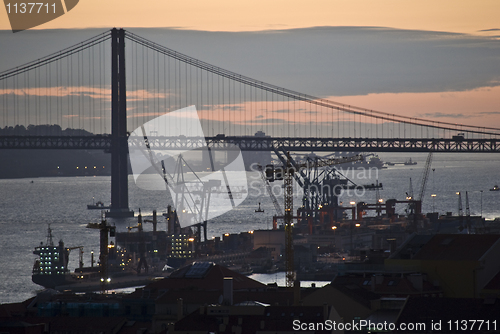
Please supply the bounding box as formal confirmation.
[417,112,475,119]
[246,118,286,124]
[479,28,500,32]
[418,111,500,119]
[478,111,500,115]
[1,26,500,99]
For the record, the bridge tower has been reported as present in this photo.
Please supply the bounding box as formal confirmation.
[107,28,134,218]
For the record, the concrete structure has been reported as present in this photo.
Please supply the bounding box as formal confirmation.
[253,229,284,261]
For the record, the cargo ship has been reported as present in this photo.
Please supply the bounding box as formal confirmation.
[336,154,385,169]
[32,224,167,292]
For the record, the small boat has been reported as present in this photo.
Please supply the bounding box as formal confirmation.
[255,202,264,213]
[490,185,500,191]
[87,200,110,209]
[404,158,417,166]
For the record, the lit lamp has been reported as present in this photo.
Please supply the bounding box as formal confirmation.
[431,194,436,212]
[349,201,356,256]
[349,201,356,221]
[377,198,383,217]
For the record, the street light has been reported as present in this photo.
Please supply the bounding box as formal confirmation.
[349,201,356,256]
[432,168,436,212]
[349,201,356,220]
[377,198,383,217]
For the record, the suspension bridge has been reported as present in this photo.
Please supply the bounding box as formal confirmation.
[1,28,499,215]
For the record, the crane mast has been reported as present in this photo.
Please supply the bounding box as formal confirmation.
[457,191,464,232]
[284,153,294,287]
[465,191,471,233]
[279,152,364,288]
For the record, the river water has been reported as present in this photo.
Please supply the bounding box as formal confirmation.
[1,152,499,304]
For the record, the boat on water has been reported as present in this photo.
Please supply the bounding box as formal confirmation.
[255,202,264,213]
[386,158,417,166]
[87,200,110,210]
[491,185,500,191]
[404,158,417,166]
[337,155,385,169]
[32,225,167,292]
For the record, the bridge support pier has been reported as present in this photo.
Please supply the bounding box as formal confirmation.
[107,28,134,218]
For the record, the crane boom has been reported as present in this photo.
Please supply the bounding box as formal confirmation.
[418,152,433,202]
[258,165,283,216]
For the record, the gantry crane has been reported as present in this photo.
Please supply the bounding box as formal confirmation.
[270,151,364,287]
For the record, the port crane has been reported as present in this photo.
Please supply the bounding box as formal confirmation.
[403,152,433,231]
[125,209,150,273]
[258,164,283,217]
[268,151,364,287]
[418,152,433,203]
[86,214,116,291]
[136,128,207,229]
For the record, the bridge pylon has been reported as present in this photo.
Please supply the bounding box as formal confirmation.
[107,28,134,218]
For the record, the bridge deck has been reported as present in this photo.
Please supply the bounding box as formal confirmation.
[0,135,498,152]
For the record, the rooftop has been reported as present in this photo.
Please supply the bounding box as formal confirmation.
[128,262,266,300]
[412,234,500,261]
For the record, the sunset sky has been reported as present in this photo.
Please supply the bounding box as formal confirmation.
[1,0,499,35]
[1,0,499,130]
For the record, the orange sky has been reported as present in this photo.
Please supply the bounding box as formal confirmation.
[1,0,499,35]
[1,0,499,130]
[330,86,500,129]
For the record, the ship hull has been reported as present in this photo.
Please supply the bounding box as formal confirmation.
[32,271,166,292]
[32,274,72,289]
